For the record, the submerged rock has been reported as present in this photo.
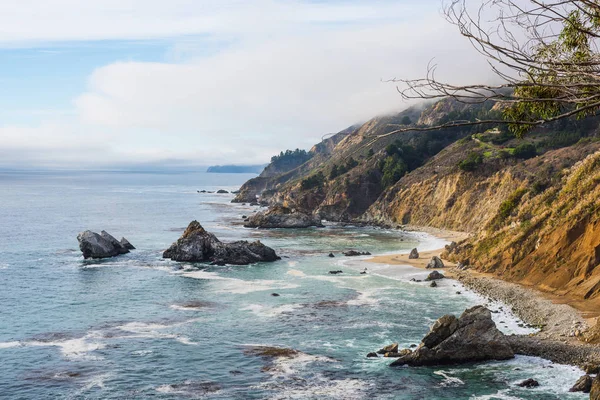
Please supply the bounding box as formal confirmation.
[517,378,540,388]
[377,343,398,354]
[163,221,280,265]
[569,375,592,393]
[329,270,343,275]
[243,346,299,359]
[426,256,445,269]
[430,281,438,287]
[367,352,378,358]
[384,349,412,358]
[328,253,335,258]
[244,206,323,228]
[425,271,445,281]
[409,248,419,259]
[343,250,371,257]
[390,306,514,367]
[77,230,133,259]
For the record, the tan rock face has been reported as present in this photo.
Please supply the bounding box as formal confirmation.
[591,374,600,400]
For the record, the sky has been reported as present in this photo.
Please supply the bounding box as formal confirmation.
[0,0,497,169]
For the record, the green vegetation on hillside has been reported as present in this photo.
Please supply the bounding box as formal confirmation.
[270,149,312,170]
[458,152,483,171]
[300,171,325,190]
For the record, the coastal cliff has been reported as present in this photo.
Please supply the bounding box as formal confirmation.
[236,97,600,309]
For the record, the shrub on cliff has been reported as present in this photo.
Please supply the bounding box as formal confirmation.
[300,171,325,190]
[512,143,537,159]
[458,152,483,171]
[381,155,407,188]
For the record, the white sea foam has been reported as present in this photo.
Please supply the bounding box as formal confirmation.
[156,385,178,394]
[0,341,21,349]
[117,321,178,333]
[178,270,228,280]
[29,334,106,360]
[241,303,303,318]
[175,336,198,346]
[253,350,370,399]
[267,352,336,377]
[470,390,523,400]
[458,287,539,335]
[268,377,370,399]
[0,263,8,269]
[434,370,465,387]
[219,279,299,294]
[169,304,210,311]
[114,320,199,345]
[179,270,299,294]
[287,269,305,277]
[346,288,385,307]
[287,261,298,268]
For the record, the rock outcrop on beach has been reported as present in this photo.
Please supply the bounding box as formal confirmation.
[426,256,444,269]
[409,248,419,259]
[77,230,133,259]
[243,206,323,228]
[390,306,514,367]
[425,271,444,281]
[163,220,280,265]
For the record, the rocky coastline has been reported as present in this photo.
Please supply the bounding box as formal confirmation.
[453,269,600,370]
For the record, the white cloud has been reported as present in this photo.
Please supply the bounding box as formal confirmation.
[0,0,425,45]
[0,1,500,167]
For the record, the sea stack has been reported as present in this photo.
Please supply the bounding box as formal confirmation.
[390,306,514,367]
[77,230,134,259]
[163,220,280,265]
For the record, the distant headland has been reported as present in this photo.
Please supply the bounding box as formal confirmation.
[206,164,266,174]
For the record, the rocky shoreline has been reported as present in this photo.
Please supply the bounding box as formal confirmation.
[453,269,600,369]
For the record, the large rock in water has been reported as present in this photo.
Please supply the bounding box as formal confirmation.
[163,221,280,265]
[77,230,132,259]
[243,206,323,229]
[390,306,514,367]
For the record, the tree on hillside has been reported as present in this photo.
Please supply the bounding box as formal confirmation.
[380,0,600,138]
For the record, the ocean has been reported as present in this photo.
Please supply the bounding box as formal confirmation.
[0,171,587,399]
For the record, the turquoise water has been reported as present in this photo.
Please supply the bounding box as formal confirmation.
[0,171,587,399]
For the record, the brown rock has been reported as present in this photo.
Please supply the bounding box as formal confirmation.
[569,374,592,393]
[377,343,398,354]
[591,374,600,400]
[390,306,514,367]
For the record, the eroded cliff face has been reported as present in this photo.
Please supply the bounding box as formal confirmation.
[365,140,525,232]
[235,96,600,306]
[239,99,488,219]
[365,133,600,303]
[443,147,600,304]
